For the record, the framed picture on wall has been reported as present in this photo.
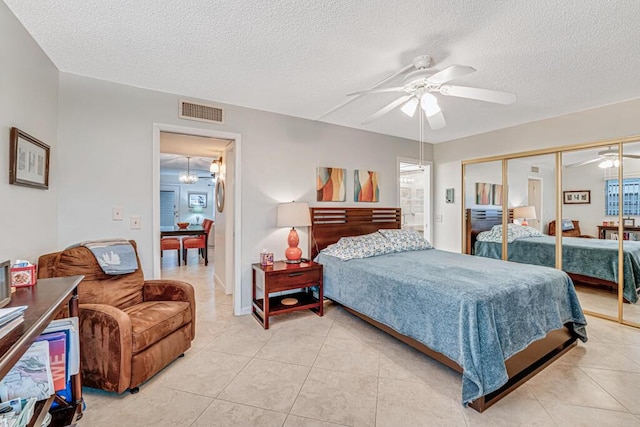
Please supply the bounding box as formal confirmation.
[563,190,590,204]
[9,127,50,190]
[188,192,207,208]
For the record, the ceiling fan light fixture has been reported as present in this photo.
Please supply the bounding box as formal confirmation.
[420,93,441,117]
[598,159,614,169]
[400,98,419,117]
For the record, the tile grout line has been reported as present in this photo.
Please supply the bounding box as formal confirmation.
[578,365,636,413]
[285,317,334,420]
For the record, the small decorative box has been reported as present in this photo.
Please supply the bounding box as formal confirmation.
[260,252,274,266]
[10,264,37,287]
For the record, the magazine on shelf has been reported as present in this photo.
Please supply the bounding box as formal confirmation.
[0,341,54,401]
[43,317,79,378]
[34,332,67,392]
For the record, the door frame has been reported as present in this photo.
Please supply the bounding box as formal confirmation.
[397,156,433,244]
[152,123,243,316]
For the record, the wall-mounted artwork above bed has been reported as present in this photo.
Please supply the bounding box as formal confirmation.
[475,182,493,205]
[316,167,346,202]
[354,170,379,202]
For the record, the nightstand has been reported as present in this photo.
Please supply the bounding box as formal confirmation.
[252,261,323,329]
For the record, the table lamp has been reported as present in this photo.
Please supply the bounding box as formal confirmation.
[513,206,536,226]
[277,201,311,263]
[192,206,203,224]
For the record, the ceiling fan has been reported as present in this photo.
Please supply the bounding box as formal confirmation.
[344,55,517,130]
[565,147,640,168]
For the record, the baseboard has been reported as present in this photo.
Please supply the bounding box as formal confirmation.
[238,306,251,315]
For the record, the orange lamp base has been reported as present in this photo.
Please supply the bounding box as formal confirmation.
[285,228,302,263]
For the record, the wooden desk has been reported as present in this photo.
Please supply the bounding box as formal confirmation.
[160,225,208,264]
[597,225,640,239]
[0,275,84,427]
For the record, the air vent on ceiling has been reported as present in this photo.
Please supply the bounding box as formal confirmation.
[179,99,224,124]
[531,166,539,173]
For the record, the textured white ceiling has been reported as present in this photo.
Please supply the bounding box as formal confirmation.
[6,1,640,143]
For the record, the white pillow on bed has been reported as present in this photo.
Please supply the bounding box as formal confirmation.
[379,229,433,251]
[321,232,396,260]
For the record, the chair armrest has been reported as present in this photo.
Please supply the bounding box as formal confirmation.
[143,280,196,339]
[79,303,133,393]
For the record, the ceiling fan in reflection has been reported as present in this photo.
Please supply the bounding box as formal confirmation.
[565,147,640,168]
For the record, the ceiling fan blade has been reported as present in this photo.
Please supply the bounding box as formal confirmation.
[623,154,640,159]
[316,61,415,120]
[347,86,406,96]
[427,65,476,84]
[565,158,602,168]
[440,85,517,104]
[426,110,447,130]
[362,95,412,124]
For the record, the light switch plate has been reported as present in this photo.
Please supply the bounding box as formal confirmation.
[112,206,124,221]
[130,215,141,230]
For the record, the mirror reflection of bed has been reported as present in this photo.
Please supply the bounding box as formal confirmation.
[622,142,640,325]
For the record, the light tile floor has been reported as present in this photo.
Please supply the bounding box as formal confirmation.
[80,251,640,426]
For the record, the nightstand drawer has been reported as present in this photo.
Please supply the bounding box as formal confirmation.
[268,268,321,291]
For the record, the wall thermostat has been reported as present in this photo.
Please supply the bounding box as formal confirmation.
[445,188,454,204]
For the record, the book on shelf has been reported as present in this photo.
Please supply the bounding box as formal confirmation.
[0,306,27,327]
[0,317,24,341]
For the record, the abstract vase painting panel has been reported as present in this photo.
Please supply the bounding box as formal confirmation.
[354,170,379,202]
[492,184,502,205]
[317,167,346,201]
[475,182,493,205]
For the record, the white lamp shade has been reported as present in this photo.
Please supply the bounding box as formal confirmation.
[513,206,537,220]
[277,202,311,228]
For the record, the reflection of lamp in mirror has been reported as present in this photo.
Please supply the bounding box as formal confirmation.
[277,201,311,263]
[192,206,203,225]
[513,206,536,226]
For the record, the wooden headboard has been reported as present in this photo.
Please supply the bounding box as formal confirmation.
[310,207,401,259]
[465,208,513,255]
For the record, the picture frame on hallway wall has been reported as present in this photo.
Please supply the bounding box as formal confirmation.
[188,192,207,208]
[316,167,346,202]
[563,190,590,204]
[354,170,379,202]
[9,127,50,190]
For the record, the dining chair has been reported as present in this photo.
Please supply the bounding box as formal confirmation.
[183,219,213,265]
[161,237,181,265]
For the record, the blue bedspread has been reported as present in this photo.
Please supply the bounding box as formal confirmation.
[316,249,587,406]
[475,236,640,303]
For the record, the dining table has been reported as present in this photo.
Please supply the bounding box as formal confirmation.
[160,225,209,264]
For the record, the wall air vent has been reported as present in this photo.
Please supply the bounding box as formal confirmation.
[179,99,224,124]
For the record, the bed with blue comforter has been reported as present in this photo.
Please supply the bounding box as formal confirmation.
[475,233,640,304]
[316,248,587,407]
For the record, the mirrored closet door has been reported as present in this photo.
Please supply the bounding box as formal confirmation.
[507,154,557,268]
[463,161,504,257]
[561,147,621,319]
[622,142,640,327]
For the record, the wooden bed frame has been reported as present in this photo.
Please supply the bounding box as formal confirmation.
[311,207,578,413]
[465,208,619,294]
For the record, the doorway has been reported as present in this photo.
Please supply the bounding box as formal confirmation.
[528,178,542,231]
[153,124,243,315]
[398,158,433,243]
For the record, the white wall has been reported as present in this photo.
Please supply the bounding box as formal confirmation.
[56,73,429,312]
[0,2,59,263]
[434,98,640,252]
